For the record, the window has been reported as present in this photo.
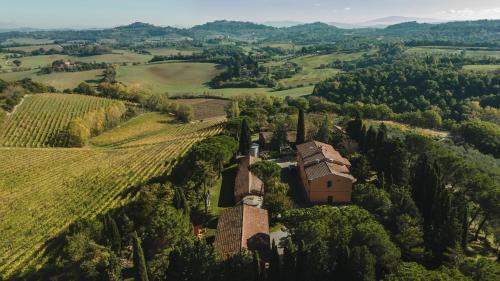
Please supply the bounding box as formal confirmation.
[327,181,332,188]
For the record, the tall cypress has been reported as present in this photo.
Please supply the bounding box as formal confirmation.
[295,241,308,281]
[239,118,251,155]
[132,232,149,281]
[108,215,121,253]
[282,239,295,281]
[296,109,305,145]
[268,241,281,281]
[252,251,262,281]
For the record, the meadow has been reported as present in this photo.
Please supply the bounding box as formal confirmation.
[116,61,222,94]
[462,64,500,72]
[265,52,363,88]
[0,103,225,278]
[0,69,103,90]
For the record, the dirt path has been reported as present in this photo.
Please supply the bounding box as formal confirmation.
[7,94,30,116]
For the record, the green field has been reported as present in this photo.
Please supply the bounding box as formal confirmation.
[408,47,500,59]
[5,44,63,52]
[0,69,103,90]
[0,101,224,278]
[0,93,122,147]
[462,64,500,72]
[1,50,152,72]
[116,61,222,94]
[265,52,363,88]
[145,48,196,56]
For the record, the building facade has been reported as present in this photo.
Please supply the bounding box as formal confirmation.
[296,141,356,203]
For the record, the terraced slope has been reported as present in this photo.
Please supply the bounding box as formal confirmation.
[0,93,122,147]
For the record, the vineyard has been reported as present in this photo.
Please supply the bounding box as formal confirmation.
[0,112,225,279]
[0,93,123,148]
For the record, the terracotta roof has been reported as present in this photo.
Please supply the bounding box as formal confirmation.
[297,141,351,167]
[234,155,264,202]
[214,204,270,259]
[298,141,355,182]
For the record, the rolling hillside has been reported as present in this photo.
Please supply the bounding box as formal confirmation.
[0,93,123,147]
[0,109,225,279]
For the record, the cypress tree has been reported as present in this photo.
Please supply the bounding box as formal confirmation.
[366,126,377,151]
[252,251,262,281]
[296,109,305,145]
[461,203,469,251]
[282,239,295,281]
[179,189,190,216]
[239,118,251,155]
[132,232,149,281]
[359,125,367,151]
[346,114,362,141]
[109,215,121,253]
[269,241,281,281]
[295,241,307,281]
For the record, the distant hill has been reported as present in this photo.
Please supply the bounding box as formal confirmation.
[261,21,305,28]
[360,16,443,27]
[0,19,499,46]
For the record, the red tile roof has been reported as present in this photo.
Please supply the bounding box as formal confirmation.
[214,204,270,259]
[297,141,355,182]
[234,155,264,202]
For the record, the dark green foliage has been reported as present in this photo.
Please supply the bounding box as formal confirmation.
[249,160,281,186]
[411,155,466,266]
[133,232,149,281]
[282,239,296,281]
[313,60,500,122]
[165,239,217,281]
[283,206,401,280]
[453,120,500,157]
[252,251,263,281]
[352,184,392,220]
[268,241,281,281]
[349,246,377,281]
[239,118,251,155]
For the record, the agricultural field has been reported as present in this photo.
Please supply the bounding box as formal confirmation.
[407,46,500,59]
[0,38,55,46]
[175,98,230,120]
[0,93,121,147]
[5,44,63,52]
[265,52,363,88]
[0,110,225,279]
[0,69,103,90]
[116,61,222,94]
[145,47,196,56]
[463,64,500,72]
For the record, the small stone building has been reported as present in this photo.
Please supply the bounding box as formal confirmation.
[234,155,264,203]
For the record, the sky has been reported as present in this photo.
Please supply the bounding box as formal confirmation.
[1,0,500,28]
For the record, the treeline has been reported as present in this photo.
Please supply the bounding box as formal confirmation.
[313,59,500,122]
[39,60,109,74]
[73,82,194,122]
[344,116,498,264]
[67,102,128,147]
[0,78,57,111]
[4,43,112,57]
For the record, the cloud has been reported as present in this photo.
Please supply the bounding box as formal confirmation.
[439,7,500,19]
[344,7,351,11]
[313,3,321,7]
